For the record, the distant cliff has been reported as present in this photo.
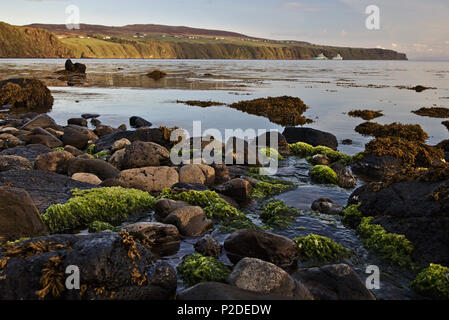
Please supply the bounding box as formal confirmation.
[0,22,407,60]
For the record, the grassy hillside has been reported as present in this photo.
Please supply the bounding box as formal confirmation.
[0,22,407,60]
[0,22,72,58]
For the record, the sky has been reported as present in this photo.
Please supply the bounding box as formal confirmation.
[0,0,448,60]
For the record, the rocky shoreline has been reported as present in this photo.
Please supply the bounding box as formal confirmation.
[0,66,448,300]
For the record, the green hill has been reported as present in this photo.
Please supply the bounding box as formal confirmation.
[0,22,407,60]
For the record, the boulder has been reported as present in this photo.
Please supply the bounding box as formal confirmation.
[130,116,152,128]
[224,229,299,267]
[0,78,53,112]
[229,258,313,299]
[0,186,48,242]
[61,127,90,150]
[283,127,338,150]
[121,222,181,256]
[0,144,52,162]
[94,125,115,137]
[63,145,84,157]
[67,118,88,127]
[93,128,172,153]
[293,264,376,300]
[330,162,357,189]
[250,131,291,157]
[0,155,32,172]
[163,206,213,237]
[20,114,58,131]
[0,170,96,212]
[179,164,215,187]
[108,148,126,170]
[218,178,253,203]
[81,113,100,119]
[67,158,120,181]
[34,151,74,174]
[311,154,331,166]
[71,173,102,185]
[107,166,179,193]
[24,130,63,149]
[311,198,343,215]
[351,154,403,181]
[65,59,86,74]
[225,137,261,166]
[0,232,177,300]
[111,138,131,153]
[120,141,170,169]
[194,235,222,257]
[0,133,21,151]
[212,163,230,184]
[154,199,188,220]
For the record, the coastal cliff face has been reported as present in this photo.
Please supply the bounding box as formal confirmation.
[0,22,407,60]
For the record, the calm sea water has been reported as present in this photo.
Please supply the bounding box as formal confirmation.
[1,59,448,156]
[1,58,448,299]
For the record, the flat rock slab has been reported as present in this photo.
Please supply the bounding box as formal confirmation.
[0,170,96,212]
[0,144,52,162]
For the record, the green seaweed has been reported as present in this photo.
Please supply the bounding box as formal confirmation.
[159,189,255,231]
[259,147,284,161]
[177,253,232,287]
[88,221,115,233]
[341,204,363,229]
[357,217,414,268]
[411,264,449,300]
[248,173,297,200]
[52,147,64,152]
[293,234,350,262]
[261,201,299,229]
[309,165,339,185]
[42,187,156,233]
[289,142,352,165]
[93,150,110,160]
[86,144,96,155]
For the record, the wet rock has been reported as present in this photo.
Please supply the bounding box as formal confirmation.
[283,127,338,150]
[94,125,115,137]
[0,186,48,242]
[63,145,84,157]
[111,138,131,153]
[171,182,210,194]
[194,235,222,257]
[342,139,353,145]
[67,118,88,127]
[107,166,179,193]
[154,199,188,220]
[349,178,449,266]
[0,144,52,162]
[225,137,261,166]
[250,131,291,157]
[179,164,215,187]
[34,151,74,174]
[0,133,21,151]
[108,148,126,170]
[81,113,100,119]
[24,128,63,148]
[67,158,120,181]
[0,78,54,112]
[147,70,167,80]
[177,282,297,300]
[0,170,96,212]
[93,128,172,153]
[65,59,86,74]
[311,198,343,215]
[163,206,213,237]
[224,229,299,267]
[67,125,98,143]
[0,155,32,172]
[436,140,449,162]
[71,173,102,185]
[61,127,90,150]
[311,154,330,166]
[121,141,170,170]
[330,162,357,189]
[212,163,230,184]
[20,114,58,131]
[293,264,376,300]
[351,154,403,181]
[0,232,177,300]
[218,178,253,203]
[130,116,152,128]
[122,222,181,256]
[229,258,313,299]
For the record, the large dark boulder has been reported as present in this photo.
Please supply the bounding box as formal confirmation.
[130,116,152,128]
[283,127,338,150]
[67,158,120,181]
[0,144,52,162]
[0,232,177,300]
[0,170,95,212]
[0,186,48,243]
[61,127,90,150]
[349,179,449,266]
[293,264,376,300]
[224,229,299,267]
[65,59,86,74]
[93,128,172,153]
[0,78,53,113]
[351,154,403,181]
